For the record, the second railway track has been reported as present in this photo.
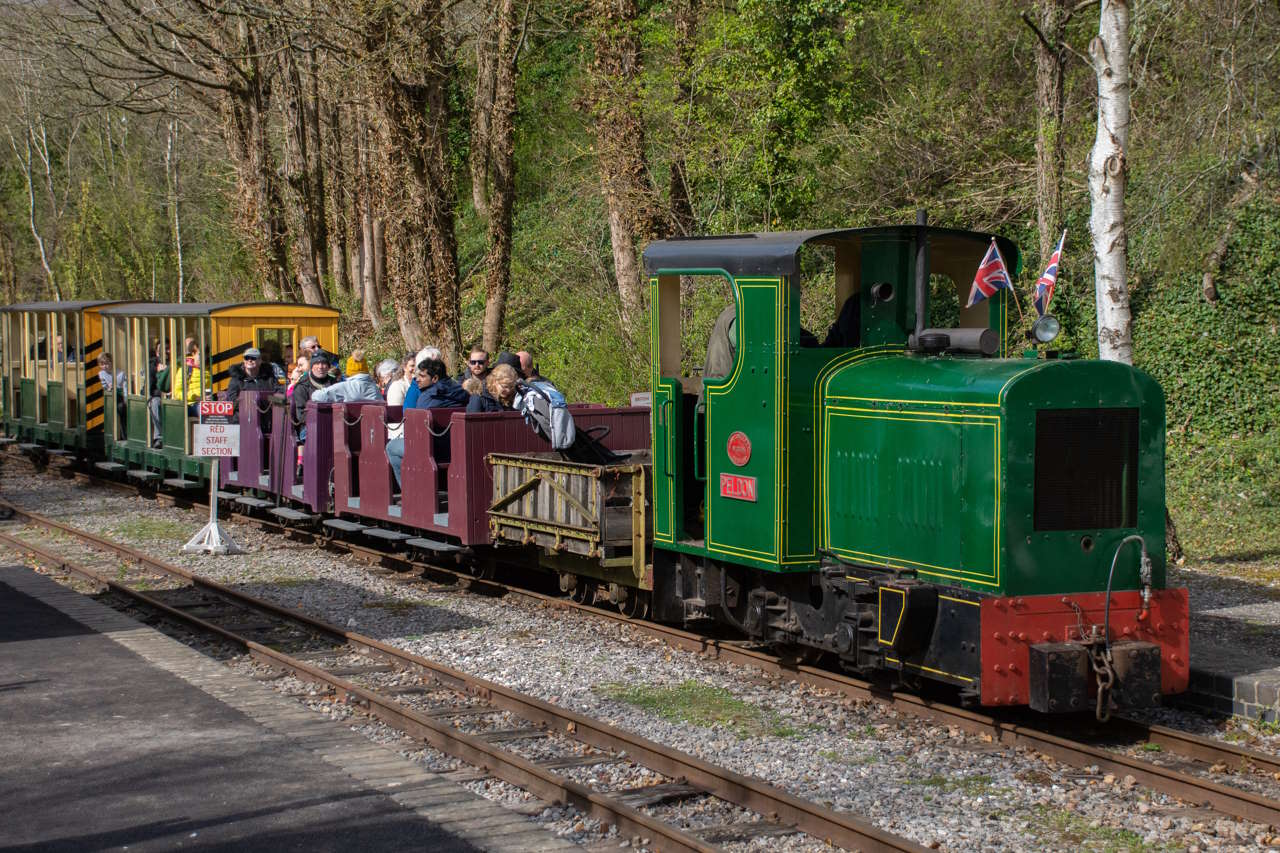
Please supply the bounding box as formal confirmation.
[0,496,924,853]
[6,450,1280,837]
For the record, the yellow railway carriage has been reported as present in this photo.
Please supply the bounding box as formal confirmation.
[0,300,141,451]
[97,302,339,482]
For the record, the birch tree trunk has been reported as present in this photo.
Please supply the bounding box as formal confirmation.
[1088,0,1133,364]
[165,118,185,302]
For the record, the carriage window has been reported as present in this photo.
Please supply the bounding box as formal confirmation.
[255,326,296,369]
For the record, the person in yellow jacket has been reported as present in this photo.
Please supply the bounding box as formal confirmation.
[345,349,367,378]
[183,344,207,416]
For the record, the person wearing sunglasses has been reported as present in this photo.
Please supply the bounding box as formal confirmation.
[225,346,280,414]
[456,347,490,384]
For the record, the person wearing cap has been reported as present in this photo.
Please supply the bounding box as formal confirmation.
[290,349,337,441]
[226,346,280,414]
[345,349,369,379]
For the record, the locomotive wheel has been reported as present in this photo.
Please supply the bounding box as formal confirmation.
[616,587,650,620]
[777,643,825,666]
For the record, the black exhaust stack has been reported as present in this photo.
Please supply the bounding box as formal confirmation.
[911,209,929,349]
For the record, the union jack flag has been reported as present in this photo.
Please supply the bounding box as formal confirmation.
[965,238,1013,308]
[1034,230,1066,316]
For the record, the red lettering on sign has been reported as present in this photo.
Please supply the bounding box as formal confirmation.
[199,400,234,417]
[719,473,757,502]
[726,431,752,467]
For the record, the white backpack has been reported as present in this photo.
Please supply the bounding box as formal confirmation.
[518,380,576,450]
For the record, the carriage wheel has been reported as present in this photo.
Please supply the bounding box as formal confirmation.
[467,558,496,580]
[616,587,650,620]
[569,579,595,605]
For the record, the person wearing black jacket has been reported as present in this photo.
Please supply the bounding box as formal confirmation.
[225,347,279,413]
[290,350,337,441]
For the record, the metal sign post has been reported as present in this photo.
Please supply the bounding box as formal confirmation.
[183,400,243,555]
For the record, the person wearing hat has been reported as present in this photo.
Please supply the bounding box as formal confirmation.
[226,346,280,414]
[290,349,337,441]
[345,349,369,379]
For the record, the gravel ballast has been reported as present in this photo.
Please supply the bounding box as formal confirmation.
[3,462,1278,851]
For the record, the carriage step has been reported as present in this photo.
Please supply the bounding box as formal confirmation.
[163,478,199,489]
[0,437,15,446]
[95,462,126,473]
[269,507,315,523]
[46,448,74,457]
[407,537,462,554]
[127,469,161,481]
[323,518,367,533]
[17,443,43,452]
[235,496,272,509]
[216,490,240,501]
[364,528,411,542]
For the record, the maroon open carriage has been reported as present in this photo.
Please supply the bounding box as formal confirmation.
[330,403,650,546]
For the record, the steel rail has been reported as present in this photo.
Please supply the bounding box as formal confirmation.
[12,457,1280,825]
[0,499,924,853]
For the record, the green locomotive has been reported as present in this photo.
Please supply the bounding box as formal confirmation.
[641,221,1188,718]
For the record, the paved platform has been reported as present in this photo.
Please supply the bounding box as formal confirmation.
[0,565,578,852]
[1178,569,1280,722]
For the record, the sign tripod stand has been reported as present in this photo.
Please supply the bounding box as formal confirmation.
[183,399,243,555]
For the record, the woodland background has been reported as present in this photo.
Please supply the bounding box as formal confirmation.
[0,0,1276,570]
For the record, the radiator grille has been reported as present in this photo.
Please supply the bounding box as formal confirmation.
[1034,407,1139,531]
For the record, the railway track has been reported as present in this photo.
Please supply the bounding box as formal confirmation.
[0,496,924,853]
[8,450,1280,831]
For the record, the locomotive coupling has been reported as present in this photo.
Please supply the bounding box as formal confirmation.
[1027,639,1162,716]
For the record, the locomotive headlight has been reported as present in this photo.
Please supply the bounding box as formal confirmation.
[1031,314,1061,344]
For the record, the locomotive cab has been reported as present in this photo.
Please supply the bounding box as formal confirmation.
[643,223,1187,718]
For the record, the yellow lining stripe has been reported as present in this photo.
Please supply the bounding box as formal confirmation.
[886,657,976,683]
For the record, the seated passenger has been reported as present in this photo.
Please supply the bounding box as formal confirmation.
[98,353,128,439]
[411,356,469,409]
[385,355,470,487]
[461,376,484,397]
[345,349,368,379]
[286,356,308,402]
[457,346,490,384]
[226,347,279,413]
[467,363,519,413]
[373,358,401,398]
[385,352,415,441]
[290,350,337,440]
[402,346,442,409]
[183,346,208,418]
[310,357,382,403]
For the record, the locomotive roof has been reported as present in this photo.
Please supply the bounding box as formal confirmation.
[98,301,340,317]
[0,299,134,314]
[643,225,1020,277]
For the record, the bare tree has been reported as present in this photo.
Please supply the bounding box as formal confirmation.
[586,0,668,336]
[3,54,79,300]
[1088,0,1133,364]
[477,0,524,352]
[1022,0,1075,264]
[357,0,461,358]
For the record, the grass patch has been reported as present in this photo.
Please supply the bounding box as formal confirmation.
[268,577,311,588]
[908,773,997,796]
[361,599,422,615]
[1031,805,1176,852]
[599,679,801,739]
[114,518,193,542]
[1141,742,1163,753]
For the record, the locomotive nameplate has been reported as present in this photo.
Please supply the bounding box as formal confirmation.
[726,431,751,466]
[719,473,757,502]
